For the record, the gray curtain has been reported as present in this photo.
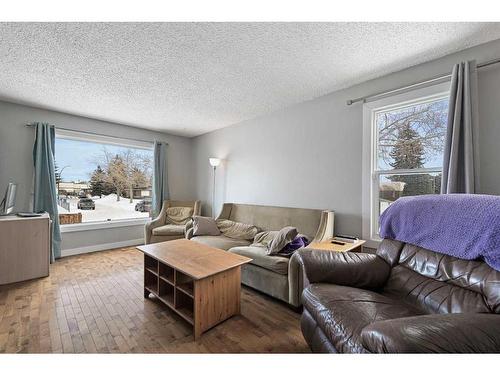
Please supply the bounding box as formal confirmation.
[441,60,480,194]
[152,140,169,218]
[33,123,61,261]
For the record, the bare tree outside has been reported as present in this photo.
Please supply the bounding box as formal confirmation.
[91,147,152,202]
[55,137,154,225]
[377,99,448,169]
[376,97,448,212]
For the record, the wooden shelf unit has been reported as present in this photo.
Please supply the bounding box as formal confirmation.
[138,239,251,339]
[143,253,195,325]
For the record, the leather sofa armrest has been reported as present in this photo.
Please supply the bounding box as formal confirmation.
[294,249,390,289]
[361,314,500,353]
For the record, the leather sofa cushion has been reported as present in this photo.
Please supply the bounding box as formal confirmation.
[383,265,492,314]
[152,224,185,236]
[191,235,251,251]
[302,284,422,353]
[229,246,289,275]
[361,313,500,353]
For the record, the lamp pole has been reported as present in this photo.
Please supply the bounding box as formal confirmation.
[208,158,221,218]
[212,165,216,218]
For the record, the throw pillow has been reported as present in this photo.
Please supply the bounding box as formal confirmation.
[166,207,194,225]
[252,230,278,248]
[216,219,260,240]
[192,216,221,236]
[267,226,298,255]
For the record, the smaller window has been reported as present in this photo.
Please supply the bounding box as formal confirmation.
[362,83,450,244]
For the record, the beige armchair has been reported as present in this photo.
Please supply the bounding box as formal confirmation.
[145,200,201,244]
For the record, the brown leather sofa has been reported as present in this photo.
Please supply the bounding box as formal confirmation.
[296,239,500,353]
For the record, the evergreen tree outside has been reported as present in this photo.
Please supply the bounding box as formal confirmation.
[388,122,438,197]
[89,165,106,197]
[388,123,425,170]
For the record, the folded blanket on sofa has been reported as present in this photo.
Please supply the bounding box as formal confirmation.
[379,194,500,271]
[216,219,260,240]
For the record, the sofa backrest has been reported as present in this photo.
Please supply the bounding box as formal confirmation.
[217,203,326,240]
[377,239,500,315]
[164,200,201,214]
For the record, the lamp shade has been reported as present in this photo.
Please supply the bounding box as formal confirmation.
[209,157,221,167]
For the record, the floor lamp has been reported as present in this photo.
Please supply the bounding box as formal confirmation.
[209,157,221,218]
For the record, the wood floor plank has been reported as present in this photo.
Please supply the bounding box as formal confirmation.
[0,247,309,353]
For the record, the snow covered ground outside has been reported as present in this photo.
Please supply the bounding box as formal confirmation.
[58,194,150,222]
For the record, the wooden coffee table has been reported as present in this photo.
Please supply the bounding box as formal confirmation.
[136,239,251,339]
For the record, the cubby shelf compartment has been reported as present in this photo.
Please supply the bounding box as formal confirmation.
[175,288,194,324]
[176,282,194,298]
[159,279,175,307]
[159,263,175,285]
[175,271,194,298]
[144,255,159,275]
[144,265,158,295]
[143,258,194,326]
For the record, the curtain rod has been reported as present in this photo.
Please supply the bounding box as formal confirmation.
[25,123,168,145]
[346,57,500,106]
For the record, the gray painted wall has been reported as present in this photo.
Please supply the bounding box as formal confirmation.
[193,39,500,238]
[2,38,499,252]
[0,101,195,252]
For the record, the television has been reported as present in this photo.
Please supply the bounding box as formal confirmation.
[1,183,17,215]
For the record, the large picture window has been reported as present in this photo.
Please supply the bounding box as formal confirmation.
[362,84,449,242]
[54,130,153,226]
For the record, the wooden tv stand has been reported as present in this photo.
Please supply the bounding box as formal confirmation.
[136,239,251,339]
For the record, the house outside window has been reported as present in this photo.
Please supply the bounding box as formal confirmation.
[54,129,154,227]
[362,83,450,245]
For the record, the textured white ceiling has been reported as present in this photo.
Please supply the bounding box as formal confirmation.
[1,22,500,137]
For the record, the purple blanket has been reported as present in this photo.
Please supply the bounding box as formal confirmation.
[379,194,500,271]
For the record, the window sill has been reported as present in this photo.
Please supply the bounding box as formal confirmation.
[60,218,150,233]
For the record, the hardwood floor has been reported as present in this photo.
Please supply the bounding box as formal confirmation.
[0,247,309,353]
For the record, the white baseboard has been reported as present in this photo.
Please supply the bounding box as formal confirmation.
[61,238,144,257]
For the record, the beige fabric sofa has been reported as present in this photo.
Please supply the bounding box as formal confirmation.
[145,200,201,244]
[186,203,334,307]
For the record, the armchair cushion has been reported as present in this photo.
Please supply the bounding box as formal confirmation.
[296,249,391,289]
[302,284,422,353]
[165,207,194,225]
[361,313,500,353]
[152,224,185,236]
